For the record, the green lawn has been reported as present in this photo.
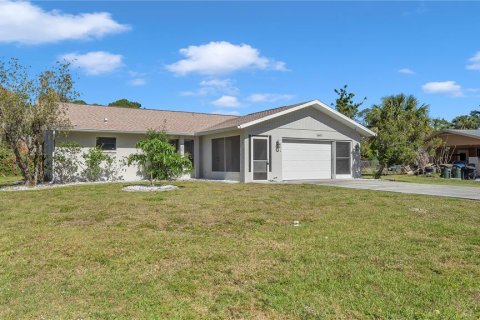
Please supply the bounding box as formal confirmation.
[0,181,479,319]
[0,175,22,187]
[368,174,480,188]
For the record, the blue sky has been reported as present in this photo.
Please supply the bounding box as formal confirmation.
[1,1,479,119]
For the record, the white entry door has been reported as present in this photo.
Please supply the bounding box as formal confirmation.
[282,139,332,180]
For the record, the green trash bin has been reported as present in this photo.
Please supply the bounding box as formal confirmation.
[442,167,451,179]
[452,166,461,179]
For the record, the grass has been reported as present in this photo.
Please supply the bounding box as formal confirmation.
[0,180,479,319]
[363,173,480,188]
[0,175,22,187]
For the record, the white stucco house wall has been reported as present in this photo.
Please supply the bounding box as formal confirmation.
[48,100,375,182]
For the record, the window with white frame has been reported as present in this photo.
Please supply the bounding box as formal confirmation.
[212,136,240,172]
[336,141,351,175]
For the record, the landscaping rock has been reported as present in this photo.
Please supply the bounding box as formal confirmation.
[122,185,179,192]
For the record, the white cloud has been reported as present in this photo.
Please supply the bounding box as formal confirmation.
[212,109,240,116]
[247,93,295,103]
[212,95,240,108]
[422,81,463,97]
[398,68,415,74]
[166,41,287,76]
[126,71,146,86]
[180,78,239,96]
[128,78,146,86]
[60,51,123,75]
[466,52,480,70]
[0,0,129,44]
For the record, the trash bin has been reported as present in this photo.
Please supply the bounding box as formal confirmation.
[441,167,451,179]
[452,165,462,179]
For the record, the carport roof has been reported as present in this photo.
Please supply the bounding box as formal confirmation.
[435,129,480,140]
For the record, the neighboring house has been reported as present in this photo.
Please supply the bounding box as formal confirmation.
[49,100,375,182]
[433,129,480,173]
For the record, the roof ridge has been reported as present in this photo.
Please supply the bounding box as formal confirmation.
[198,100,314,133]
[64,103,239,118]
[240,100,313,118]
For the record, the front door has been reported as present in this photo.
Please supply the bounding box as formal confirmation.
[252,136,269,181]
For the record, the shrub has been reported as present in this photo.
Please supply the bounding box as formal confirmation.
[0,145,20,177]
[52,142,81,183]
[82,146,122,182]
[127,130,192,185]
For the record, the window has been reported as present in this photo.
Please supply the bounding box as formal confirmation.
[169,139,179,151]
[477,148,480,157]
[96,137,116,151]
[184,140,194,164]
[336,141,351,175]
[212,136,240,172]
[225,136,240,172]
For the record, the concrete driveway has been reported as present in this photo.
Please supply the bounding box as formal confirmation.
[291,179,480,200]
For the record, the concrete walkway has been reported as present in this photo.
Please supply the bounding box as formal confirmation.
[293,179,480,200]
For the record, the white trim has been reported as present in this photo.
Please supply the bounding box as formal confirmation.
[251,136,270,181]
[238,100,376,137]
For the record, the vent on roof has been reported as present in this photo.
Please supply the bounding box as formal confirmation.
[104,118,108,123]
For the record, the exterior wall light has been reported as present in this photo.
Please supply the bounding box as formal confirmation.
[276,140,281,152]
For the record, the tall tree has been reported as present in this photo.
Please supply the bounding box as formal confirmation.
[0,58,76,186]
[431,117,453,131]
[331,84,366,120]
[451,109,480,129]
[108,98,141,109]
[71,99,87,105]
[363,94,432,177]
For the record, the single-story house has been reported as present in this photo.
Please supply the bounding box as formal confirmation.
[433,129,480,173]
[48,100,375,182]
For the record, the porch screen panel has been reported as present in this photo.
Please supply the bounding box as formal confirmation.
[212,138,225,171]
[225,136,240,172]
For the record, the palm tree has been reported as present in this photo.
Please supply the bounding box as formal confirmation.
[363,94,431,178]
[452,115,477,129]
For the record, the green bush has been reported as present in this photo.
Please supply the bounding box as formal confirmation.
[82,147,122,182]
[53,142,82,183]
[127,130,192,185]
[0,145,20,177]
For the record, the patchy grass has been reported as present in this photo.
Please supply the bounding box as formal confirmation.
[367,174,480,188]
[0,175,22,188]
[0,181,479,319]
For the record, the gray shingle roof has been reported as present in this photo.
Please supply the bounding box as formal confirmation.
[200,101,310,132]
[63,103,237,135]
[438,129,480,139]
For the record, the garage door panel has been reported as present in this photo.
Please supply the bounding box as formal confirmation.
[282,140,332,180]
[282,154,331,161]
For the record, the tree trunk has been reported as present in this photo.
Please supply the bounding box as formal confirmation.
[11,143,33,185]
[375,164,385,179]
[32,139,42,187]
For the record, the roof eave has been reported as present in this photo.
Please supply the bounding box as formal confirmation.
[434,129,480,140]
[195,126,240,136]
[66,128,195,136]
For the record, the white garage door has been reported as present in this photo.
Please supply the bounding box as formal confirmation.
[282,139,332,180]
